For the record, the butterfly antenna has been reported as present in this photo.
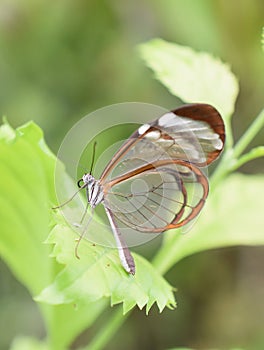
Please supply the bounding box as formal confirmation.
[52,183,87,209]
[75,208,94,259]
[89,141,97,175]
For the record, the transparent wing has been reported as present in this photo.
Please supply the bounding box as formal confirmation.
[100,103,225,182]
[103,160,208,233]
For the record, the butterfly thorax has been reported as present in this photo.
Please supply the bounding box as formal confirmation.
[82,173,104,208]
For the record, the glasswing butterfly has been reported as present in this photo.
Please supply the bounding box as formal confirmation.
[55,103,225,275]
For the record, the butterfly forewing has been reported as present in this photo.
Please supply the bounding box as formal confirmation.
[100,103,225,183]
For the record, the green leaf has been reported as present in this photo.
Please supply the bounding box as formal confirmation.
[0,121,108,349]
[153,174,264,274]
[0,120,175,350]
[36,217,176,314]
[0,121,54,295]
[46,299,107,350]
[139,38,239,119]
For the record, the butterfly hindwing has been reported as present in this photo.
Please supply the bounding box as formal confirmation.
[103,159,208,233]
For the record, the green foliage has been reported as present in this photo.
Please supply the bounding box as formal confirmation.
[139,38,239,119]
[0,122,109,349]
[154,174,264,274]
[0,38,263,349]
[139,39,264,274]
[0,121,54,295]
[36,218,176,313]
[0,121,175,350]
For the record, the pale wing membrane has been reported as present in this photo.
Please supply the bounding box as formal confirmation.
[103,162,208,233]
[127,104,224,166]
[168,104,225,165]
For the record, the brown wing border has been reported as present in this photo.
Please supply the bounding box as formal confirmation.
[172,103,225,165]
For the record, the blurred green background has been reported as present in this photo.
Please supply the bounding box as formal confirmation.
[0,0,263,349]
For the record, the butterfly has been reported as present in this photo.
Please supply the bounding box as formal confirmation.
[57,103,225,275]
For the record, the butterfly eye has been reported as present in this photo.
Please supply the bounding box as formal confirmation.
[77,178,84,188]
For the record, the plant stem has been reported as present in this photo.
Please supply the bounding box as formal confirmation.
[224,117,234,150]
[83,306,129,350]
[229,146,264,171]
[211,109,264,187]
[233,108,264,158]
[209,149,233,188]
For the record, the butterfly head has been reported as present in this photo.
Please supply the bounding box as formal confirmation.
[82,173,95,185]
[77,173,103,208]
[77,173,93,188]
